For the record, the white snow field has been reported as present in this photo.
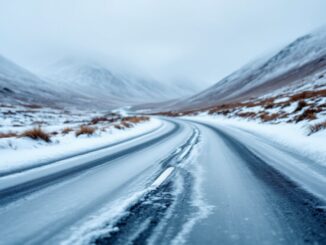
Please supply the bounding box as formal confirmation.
[0,117,161,174]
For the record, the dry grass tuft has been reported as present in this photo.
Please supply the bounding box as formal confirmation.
[90,117,109,125]
[289,89,326,101]
[219,110,231,116]
[259,113,281,122]
[111,116,150,130]
[309,121,326,135]
[121,122,133,128]
[151,87,325,126]
[75,126,96,137]
[122,116,150,124]
[156,111,180,117]
[90,115,122,125]
[295,109,317,122]
[0,132,17,139]
[294,100,308,112]
[114,124,123,130]
[62,127,73,135]
[21,127,51,142]
[236,112,257,118]
[264,103,274,109]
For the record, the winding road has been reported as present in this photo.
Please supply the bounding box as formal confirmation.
[0,117,326,245]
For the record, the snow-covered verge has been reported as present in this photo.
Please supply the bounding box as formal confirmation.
[0,104,161,174]
[160,84,326,140]
[175,87,326,126]
[161,82,326,134]
[186,115,326,168]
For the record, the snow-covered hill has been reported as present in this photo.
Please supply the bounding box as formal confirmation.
[177,27,326,110]
[0,55,62,105]
[43,58,194,105]
[0,55,195,109]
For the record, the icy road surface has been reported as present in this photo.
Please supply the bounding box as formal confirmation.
[0,118,326,245]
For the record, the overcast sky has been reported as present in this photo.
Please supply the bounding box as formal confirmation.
[1,0,326,88]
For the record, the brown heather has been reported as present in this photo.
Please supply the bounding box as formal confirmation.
[75,126,96,137]
[0,132,17,139]
[21,128,51,142]
[309,121,326,135]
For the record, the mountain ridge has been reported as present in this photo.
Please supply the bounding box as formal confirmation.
[167,27,326,111]
[0,55,195,109]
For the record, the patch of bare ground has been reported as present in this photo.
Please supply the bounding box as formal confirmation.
[309,121,326,135]
[75,126,96,137]
[20,128,51,142]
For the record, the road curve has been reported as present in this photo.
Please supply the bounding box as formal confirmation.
[0,119,179,202]
[0,119,194,244]
[1,117,326,245]
[92,118,326,245]
[184,120,326,245]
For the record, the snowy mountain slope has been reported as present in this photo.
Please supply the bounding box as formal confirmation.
[43,58,195,105]
[0,55,62,105]
[176,27,326,110]
[0,55,195,108]
[0,55,102,108]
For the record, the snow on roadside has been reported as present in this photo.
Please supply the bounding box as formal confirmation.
[0,118,162,174]
[186,115,326,167]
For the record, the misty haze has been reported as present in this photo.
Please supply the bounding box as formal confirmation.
[0,1,326,245]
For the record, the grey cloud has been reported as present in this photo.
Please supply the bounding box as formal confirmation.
[1,0,326,88]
